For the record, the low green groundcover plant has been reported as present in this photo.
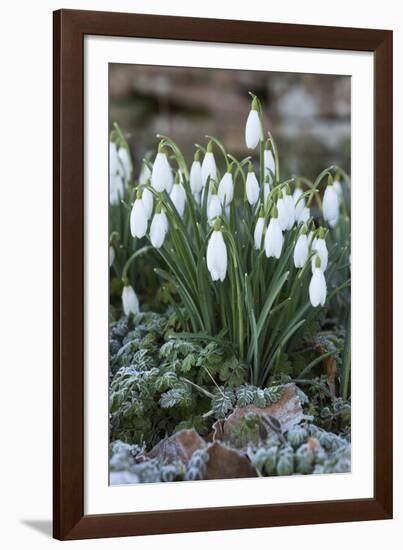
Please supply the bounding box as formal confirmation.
[108,93,351,482]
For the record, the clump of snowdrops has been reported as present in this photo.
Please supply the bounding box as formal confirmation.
[110,93,350,388]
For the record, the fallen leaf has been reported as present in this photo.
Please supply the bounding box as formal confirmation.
[213,383,303,448]
[143,429,205,464]
[204,442,258,479]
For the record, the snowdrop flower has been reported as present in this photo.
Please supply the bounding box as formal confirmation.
[201,141,217,188]
[130,188,148,239]
[150,202,168,249]
[118,146,133,182]
[264,140,275,183]
[218,166,234,206]
[323,178,340,227]
[333,178,343,198]
[207,186,222,225]
[151,143,173,193]
[264,205,284,259]
[139,162,151,186]
[170,175,187,218]
[277,192,289,231]
[142,187,154,220]
[190,150,203,194]
[122,284,140,316]
[293,183,309,224]
[263,178,271,207]
[109,245,115,267]
[254,207,265,250]
[283,186,295,229]
[245,96,262,149]
[311,229,328,272]
[246,163,260,206]
[109,142,124,205]
[293,225,309,268]
[207,221,227,282]
[309,256,327,307]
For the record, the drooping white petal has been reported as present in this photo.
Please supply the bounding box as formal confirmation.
[297,206,310,224]
[109,173,124,205]
[150,212,168,248]
[311,238,328,272]
[264,149,275,182]
[254,217,265,250]
[309,268,327,307]
[218,172,234,206]
[206,230,227,282]
[323,184,340,227]
[264,218,284,259]
[263,182,271,206]
[284,192,295,229]
[118,147,132,181]
[293,188,305,220]
[201,151,217,188]
[170,183,186,217]
[142,187,154,219]
[122,285,140,316]
[190,160,203,194]
[151,152,173,193]
[277,198,289,231]
[245,109,261,149]
[246,171,260,206]
[110,142,119,177]
[139,163,151,186]
[130,199,148,238]
[207,194,222,224]
[109,245,115,267]
[333,179,343,197]
[293,234,309,268]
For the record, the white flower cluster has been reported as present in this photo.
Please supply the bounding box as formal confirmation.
[113,94,343,316]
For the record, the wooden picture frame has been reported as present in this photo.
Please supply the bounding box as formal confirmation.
[53,9,393,540]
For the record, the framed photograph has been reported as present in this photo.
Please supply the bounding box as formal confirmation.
[53,9,393,540]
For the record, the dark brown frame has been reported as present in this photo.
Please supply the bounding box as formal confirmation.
[53,9,393,540]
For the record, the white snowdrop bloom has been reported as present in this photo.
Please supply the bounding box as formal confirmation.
[139,163,151,186]
[333,178,343,198]
[109,142,124,205]
[246,165,260,206]
[109,245,115,267]
[118,147,132,181]
[264,145,275,183]
[263,181,271,207]
[170,180,186,217]
[293,230,309,268]
[283,188,295,230]
[245,97,262,149]
[151,146,173,193]
[150,207,168,249]
[207,192,222,225]
[142,187,154,220]
[201,142,217,188]
[297,206,310,224]
[254,210,265,250]
[122,284,140,316]
[323,182,340,227]
[207,227,228,282]
[293,186,305,220]
[264,207,284,259]
[193,191,201,205]
[277,196,289,231]
[309,258,327,307]
[130,190,148,239]
[190,152,203,194]
[311,233,328,272]
[218,171,234,206]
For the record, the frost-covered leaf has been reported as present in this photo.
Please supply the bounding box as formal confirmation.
[211,388,235,419]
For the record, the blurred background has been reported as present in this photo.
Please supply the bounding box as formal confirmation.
[109,64,350,182]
